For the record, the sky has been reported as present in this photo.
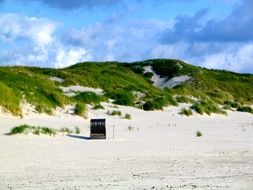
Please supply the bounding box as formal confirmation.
[0,0,253,73]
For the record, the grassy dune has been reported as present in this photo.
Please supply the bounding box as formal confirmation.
[0,59,252,116]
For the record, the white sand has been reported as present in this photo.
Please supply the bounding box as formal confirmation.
[0,103,253,189]
[60,85,104,96]
[49,77,65,83]
[144,66,191,88]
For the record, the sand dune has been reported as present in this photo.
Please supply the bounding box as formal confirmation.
[0,103,253,189]
[144,66,191,88]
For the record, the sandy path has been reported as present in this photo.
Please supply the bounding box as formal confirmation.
[0,104,253,189]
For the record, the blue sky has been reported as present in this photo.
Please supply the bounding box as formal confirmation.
[0,0,253,73]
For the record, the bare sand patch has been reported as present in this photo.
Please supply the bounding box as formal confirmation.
[0,103,253,189]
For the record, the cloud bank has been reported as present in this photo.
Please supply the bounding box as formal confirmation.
[0,0,252,73]
[21,0,121,9]
[0,13,91,67]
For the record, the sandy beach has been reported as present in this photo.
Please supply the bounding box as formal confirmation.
[0,103,253,190]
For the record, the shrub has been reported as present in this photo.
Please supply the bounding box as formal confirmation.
[74,92,107,105]
[143,72,153,79]
[196,131,202,137]
[223,100,241,109]
[237,106,253,114]
[107,90,134,106]
[180,108,193,116]
[74,103,87,118]
[125,113,131,120]
[110,110,122,116]
[152,60,181,78]
[143,93,177,111]
[143,97,165,111]
[10,124,30,135]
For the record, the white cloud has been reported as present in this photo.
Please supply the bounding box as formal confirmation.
[55,47,92,68]
[0,11,253,73]
[201,43,253,73]
[0,13,57,46]
[62,19,172,62]
[0,13,91,68]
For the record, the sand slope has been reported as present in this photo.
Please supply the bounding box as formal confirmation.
[0,103,253,189]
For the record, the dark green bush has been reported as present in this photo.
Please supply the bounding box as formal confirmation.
[74,92,106,105]
[143,98,164,111]
[143,72,153,79]
[152,60,181,78]
[196,131,202,137]
[237,106,253,114]
[108,90,134,106]
[10,124,30,135]
[224,100,241,109]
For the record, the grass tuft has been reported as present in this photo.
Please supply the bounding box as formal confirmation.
[10,124,80,136]
[109,110,122,116]
[191,99,226,115]
[196,131,202,137]
[180,108,193,116]
[93,104,104,110]
[125,113,132,120]
[128,126,134,131]
[74,103,87,118]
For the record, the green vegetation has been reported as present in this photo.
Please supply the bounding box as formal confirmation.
[0,59,252,116]
[180,108,193,116]
[107,90,134,106]
[59,127,73,135]
[10,124,30,135]
[223,100,241,109]
[93,104,104,110]
[74,92,107,105]
[237,106,253,114]
[191,99,226,115]
[175,96,195,104]
[74,103,87,118]
[125,113,132,120]
[75,127,81,134]
[196,131,202,137]
[10,124,80,136]
[109,110,122,116]
[143,94,177,111]
[128,126,135,131]
[10,125,56,136]
[0,81,21,116]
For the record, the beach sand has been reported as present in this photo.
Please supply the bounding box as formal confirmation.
[0,103,253,189]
